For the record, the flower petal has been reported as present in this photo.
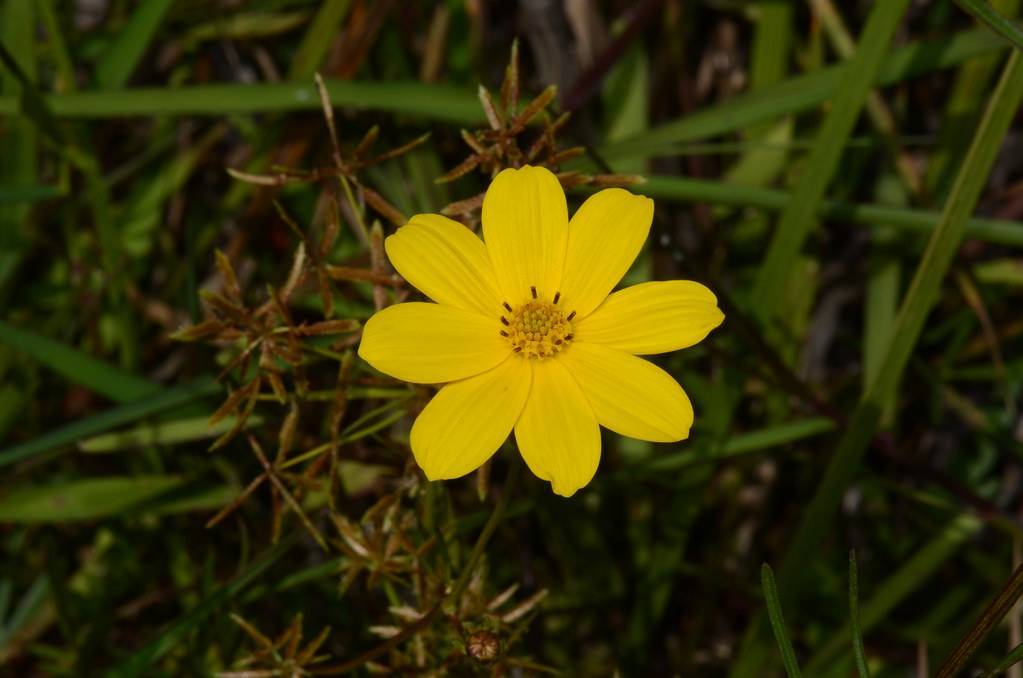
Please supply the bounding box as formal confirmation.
[411,356,531,480]
[560,343,693,442]
[385,214,502,317]
[559,188,654,318]
[574,280,724,355]
[482,165,568,305]
[514,359,600,497]
[358,302,508,384]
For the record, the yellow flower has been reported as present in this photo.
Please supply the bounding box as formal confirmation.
[358,166,724,497]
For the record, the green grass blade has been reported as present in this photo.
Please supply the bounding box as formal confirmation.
[107,535,299,678]
[848,551,870,678]
[982,640,1023,677]
[0,184,64,204]
[0,476,184,522]
[732,46,1023,678]
[751,0,911,321]
[864,175,905,427]
[0,0,38,292]
[956,0,1023,50]
[761,564,803,678]
[803,513,982,673]
[927,0,1021,195]
[0,320,160,403]
[635,176,1023,247]
[782,43,1023,614]
[78,414,262,453]
[597,28,1006,162]
[638,418,836,472]
[94,0,174,89]
[0,80,482,123]
[0,377,218,468]
[289,0,352,80]
[0,575,48,649]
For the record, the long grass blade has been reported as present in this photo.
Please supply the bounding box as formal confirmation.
[761,564,803,678]
[107,535,299,678]
[636,176,1023,246]
[783,47,1023,590]
[0,377,218,468]
[982,640,1023,677]
[956,0,1023,50]
[0,320,160,403]
[750,0,911,321]
[848,551,870,678]
[731,46,1023,678]
[289,0,352,80]
[803,513,982,674]
[0,80,481,123]
[94,0,174,89]
[597,28,1007,162]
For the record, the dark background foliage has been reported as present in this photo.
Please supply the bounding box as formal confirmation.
[2,0,1023,675]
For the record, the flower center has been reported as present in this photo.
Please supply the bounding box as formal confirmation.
[499,289,575,360]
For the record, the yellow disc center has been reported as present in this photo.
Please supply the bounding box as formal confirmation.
[502,300,574,359]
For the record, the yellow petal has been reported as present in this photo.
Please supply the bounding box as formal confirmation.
[514,359,600,497]
[559,188,654,318]
[560,343,693,442]
[385,214,502,317]
[411,356,531,480]
[481,165,568,305]
[358,302,508,384]
[574,281,724,355]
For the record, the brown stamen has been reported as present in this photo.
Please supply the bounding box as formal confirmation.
[530,286,537,299]
[502,301,513,312]
[553,291,561,304]
[500,316,510,326]
[566,310,576,321]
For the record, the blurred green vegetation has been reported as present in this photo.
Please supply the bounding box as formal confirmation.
[2,0,1023,675]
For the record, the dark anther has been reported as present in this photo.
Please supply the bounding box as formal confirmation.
[555,339,562,345]
[513,346,522,353]
[565,334,574,340]
[503,301,513,312]
[553,291,561,304]
[500,330,509,337]
[567,311,576,321]
[530,286,537,299]
[500,316,510,326]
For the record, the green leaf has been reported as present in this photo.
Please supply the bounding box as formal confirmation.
[0,377,218,468]
[0,320,160,403]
